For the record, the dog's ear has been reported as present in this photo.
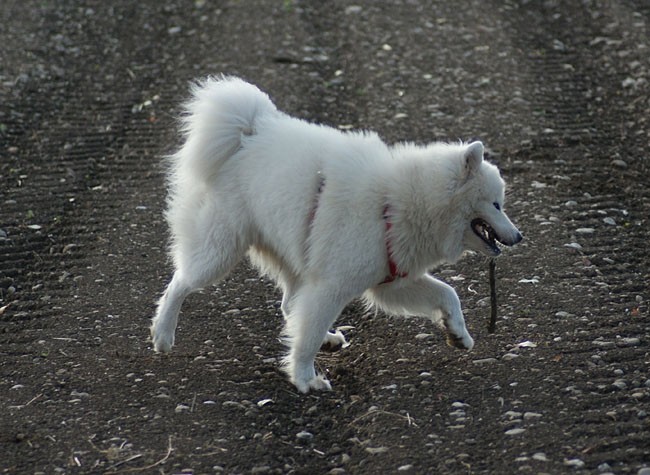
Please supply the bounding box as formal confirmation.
[463,141,484,177]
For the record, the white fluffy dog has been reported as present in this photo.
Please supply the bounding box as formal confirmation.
[150,76,522,393]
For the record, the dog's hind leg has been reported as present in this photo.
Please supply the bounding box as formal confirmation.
[151,207,249,353]
[151,271,192,352]
[365,275,474,350]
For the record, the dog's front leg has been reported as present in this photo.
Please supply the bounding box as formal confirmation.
[438,287,475,351]
[418,276,474,350]
[366,275,474,350]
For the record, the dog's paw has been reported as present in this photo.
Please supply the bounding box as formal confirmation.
[295,374,332,394]
[150,324,174,353]
[320,330,348,353]
[440,312,474,351]
[446,332,474,351]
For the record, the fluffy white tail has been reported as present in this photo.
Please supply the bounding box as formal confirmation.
[168,76,277,188]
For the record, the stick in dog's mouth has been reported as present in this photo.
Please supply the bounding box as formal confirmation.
[471,218,501,255]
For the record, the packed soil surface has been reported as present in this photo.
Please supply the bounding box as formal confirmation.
[1,1,649,474]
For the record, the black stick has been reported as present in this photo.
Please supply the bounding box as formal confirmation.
[488,258,497,333]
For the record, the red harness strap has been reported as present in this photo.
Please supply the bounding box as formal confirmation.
[381,205,408,284]
[309,181,406,285]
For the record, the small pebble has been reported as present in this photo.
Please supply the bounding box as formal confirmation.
[592,340,615,349]
[251,466,270,474]
[222,401,246,410]
[517,340,537,348]
[564,242,582,249]
[523,412,543,420]
[564,458,585,468]
[296,431,314,442]
[345,5,362,14]
[365,446,389,454]
[505,428,526,435]
[472,358,498,365]
[617,337,640,347]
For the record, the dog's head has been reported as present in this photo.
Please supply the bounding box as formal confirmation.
[457,142,523,257]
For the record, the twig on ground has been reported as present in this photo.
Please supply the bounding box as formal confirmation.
[103,436,173,474]
[351,408,419,428]
[488,258,497,333]
[9,393,43,410]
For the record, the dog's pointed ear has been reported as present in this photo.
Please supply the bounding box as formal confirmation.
[463,141,484,176]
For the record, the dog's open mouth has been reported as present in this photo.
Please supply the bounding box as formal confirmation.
[471,218,502,255]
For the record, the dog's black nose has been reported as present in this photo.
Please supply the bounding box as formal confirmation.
[500,230,523,246]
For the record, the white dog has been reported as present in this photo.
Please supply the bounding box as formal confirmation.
[150,76,522,393]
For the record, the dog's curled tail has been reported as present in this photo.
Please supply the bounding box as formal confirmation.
[169,76,277,186]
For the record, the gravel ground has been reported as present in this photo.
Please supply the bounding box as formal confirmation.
[1,0,649,474]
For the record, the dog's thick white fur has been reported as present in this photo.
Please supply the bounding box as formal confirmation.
[151,76,522,393]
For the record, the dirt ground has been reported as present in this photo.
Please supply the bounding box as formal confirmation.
[1,0,649,473]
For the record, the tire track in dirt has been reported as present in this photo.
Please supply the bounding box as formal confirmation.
[503,0,649,470]
[2,80,140,346]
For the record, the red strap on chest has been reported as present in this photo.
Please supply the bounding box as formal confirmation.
[310,183,406,285]
[381,206,408,284]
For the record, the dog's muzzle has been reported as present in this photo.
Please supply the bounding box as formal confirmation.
[471,218,522,255]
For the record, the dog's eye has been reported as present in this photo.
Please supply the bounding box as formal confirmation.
[493,202,501,211]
